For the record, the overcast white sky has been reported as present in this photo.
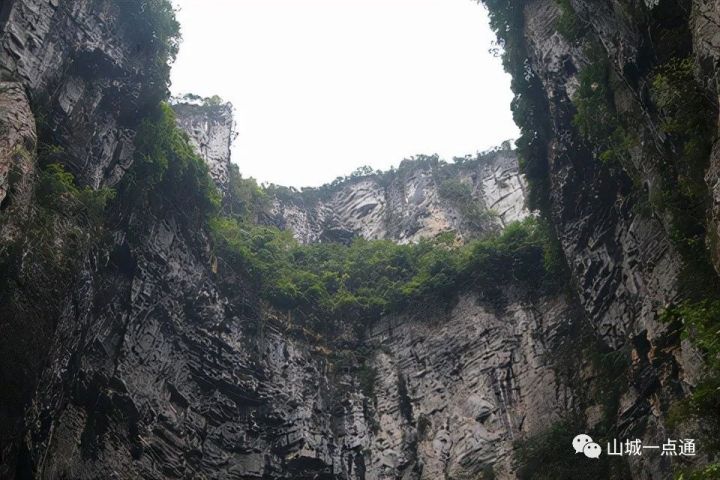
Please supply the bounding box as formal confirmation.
[170,0,518,188]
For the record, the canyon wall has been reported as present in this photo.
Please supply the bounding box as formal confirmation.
[481,0,720,476]
[0,0,718,479]
[266,149,527,244]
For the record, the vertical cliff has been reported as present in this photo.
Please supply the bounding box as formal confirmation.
[0,2,568,477]
[481,0,720,477]
[0,0,176,187]
[1,0,719,479]
[0,82,574,479]
[267,149,528,244]
[172,98,235,191]
[0,0,179,476]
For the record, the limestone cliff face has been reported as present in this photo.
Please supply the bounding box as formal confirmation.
[0,0,171,189]
[0,81,35,229]
[0,84,567,478]
[27,263,570,479]
[359,293,572,480]
[0,1,176,477]
[172,100,235,191]
[168,99,529,245]
[489,0,718,476]
[1,1,718,479]
[694,1,720,272]
[0,3,558,475]
[269,150,528,244]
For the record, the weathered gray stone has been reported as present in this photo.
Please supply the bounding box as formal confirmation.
[0,0,717,478]
[515,0,711,476]
[172,100,235,191]
[0,81,35,229]
[270,150,529,244]
[0,0,168,188]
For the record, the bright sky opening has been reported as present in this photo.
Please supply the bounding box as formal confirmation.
[170,0,518,188]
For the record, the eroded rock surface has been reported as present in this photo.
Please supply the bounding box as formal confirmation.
[172,100,235,191]
[510,0,712,476]
[0,81,35,223]
[25,231,572,479]
[270,150,528,244]
[1,0,718,478]
[0,0,168,188]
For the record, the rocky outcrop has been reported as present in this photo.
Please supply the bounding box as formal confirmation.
[521,0,686,345]
[359,293,572,480]
[487,0,717,476]
[693,0,720,272]
[0,1,176,476]
[21,229,572,480]
[0,81,35,225]
[0,83,563,477]
[0,0,170,188]
[270,150,528,244]
[172,100,235,191]
[165,101,528,245]
[0,39,551,480]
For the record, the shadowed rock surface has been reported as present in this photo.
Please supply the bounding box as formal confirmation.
[0,0,719,479]
[172,100,235,192]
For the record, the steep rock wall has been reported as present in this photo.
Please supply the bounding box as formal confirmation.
[0,81,35,224]
[0,0,176,476]
[0,0,170,187]
[694,0,720,272]
[172,100,235,191]
[269,150,528,244]
[0,8,563,476]
[483,0,719,476]
[23,231,572,480]
[3,0,717,478]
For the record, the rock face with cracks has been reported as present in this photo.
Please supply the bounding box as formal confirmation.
[0,0,718,479]
[172,101,235,192]
[268,150,529,244]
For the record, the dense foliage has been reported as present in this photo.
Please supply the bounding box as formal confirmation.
[649,57,719,299]
[555,0,585,41]
[120,103,220,223]
[37,163,116,225]
[221,163,269,221]
[211,215,563,334]
[117,0,180,105]
[482,0,552,210]
[572,54,635,166]
[438,178,496,229]
[663,301,720,460]
[0,161,114,424]
[481,1,720,477]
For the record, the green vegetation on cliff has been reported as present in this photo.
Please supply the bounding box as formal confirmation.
[0,160,115,426]
[120,102,220,223]
[118,0,180,104]
[483,0,552,211]
[211,213,563,334]
[571,53,635,166]
[481,1,720,477]
[650,57,718,298]
[263,150,510,210]
[555,0,585,41]
[663,300,720,458]
[438,177,497,229]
